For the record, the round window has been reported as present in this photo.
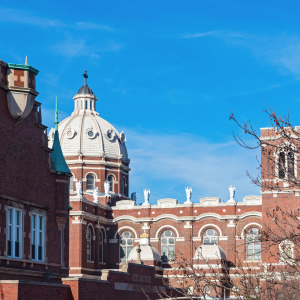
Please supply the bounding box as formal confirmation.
[88,131,94,137]
[67,131,73,137]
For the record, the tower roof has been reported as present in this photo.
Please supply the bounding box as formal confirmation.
[50,97,72,175]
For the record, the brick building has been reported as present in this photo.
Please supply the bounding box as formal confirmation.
[1,58,296,299]
[49,71,264,297]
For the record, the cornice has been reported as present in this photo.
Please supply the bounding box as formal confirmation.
[69,210,262,224]
[7,86,39,96]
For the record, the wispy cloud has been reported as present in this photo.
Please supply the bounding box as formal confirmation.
[123,128,260,205]
[181,30,247,39]
[181,31,218,39]
[75,22,114,31]
[50,36,122,58]
[0,8,113,31]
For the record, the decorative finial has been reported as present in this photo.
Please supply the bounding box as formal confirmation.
[25,56,28,65]
[83,70,88,86]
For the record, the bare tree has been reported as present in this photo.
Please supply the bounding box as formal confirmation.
[148,105,300,299]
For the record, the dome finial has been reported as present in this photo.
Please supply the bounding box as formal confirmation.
[83,70,88,86]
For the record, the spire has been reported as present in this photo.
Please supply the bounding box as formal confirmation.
[50,97,71,175]
[25,56,28,65]
[54,96,59,130]
[83,70,88,86]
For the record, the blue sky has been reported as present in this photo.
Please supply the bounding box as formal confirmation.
[2,1,300,204]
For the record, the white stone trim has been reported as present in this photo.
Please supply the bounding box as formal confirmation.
[86,223,95,238]
[198,224,223,237]
[99,225,107,240]
[241,223,262,238]
[114,226,137,239]
[155,225,180,238]
[84,171,98,180]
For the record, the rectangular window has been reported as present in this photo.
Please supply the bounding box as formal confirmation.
[7,207,22,258]
[31,213,45,261]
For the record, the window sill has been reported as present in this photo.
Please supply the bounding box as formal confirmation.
[99,262,106,265]
[243,260,262,263]
[0,256,61,267]
[87,260,94,263]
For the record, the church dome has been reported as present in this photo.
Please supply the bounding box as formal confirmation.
[48,71,128,161]
[77,85,94,95]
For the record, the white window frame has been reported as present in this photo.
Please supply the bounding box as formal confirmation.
[246,227,261,261]
[86,174,95,191]
[203,229,218,245]
[7,207,22,259]
[161,230,175,262]
[31,213,45,262]
[119,231,134,262]
[275,144,297,180]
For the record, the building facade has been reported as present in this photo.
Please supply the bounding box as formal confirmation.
[1,58,297,299]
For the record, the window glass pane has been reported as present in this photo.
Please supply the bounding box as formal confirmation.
[38,245,42,261]
[8,209,11,224]
[279,152,285,179]
[120,247,126,262]
[169,238,175,245]
[16,211,20,226]
[165,231,171,237]
[39,216,43,231]
[32,215,36,229]
[127,247,133,258]
[127,239,133,246]
[108,175,113,191]
[86,175,95,190]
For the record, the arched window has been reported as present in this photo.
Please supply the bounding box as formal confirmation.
[203,229,218,245]
[246,228,261,261]
[86,174,95,190]
[87,227,93,261]
[69,176,73,191]
[278,150,295,179]
[161,230,175,262]
[99,230,104,263]
[119,231,133,262]
[107,175,114,192]
[122,177,125,195]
